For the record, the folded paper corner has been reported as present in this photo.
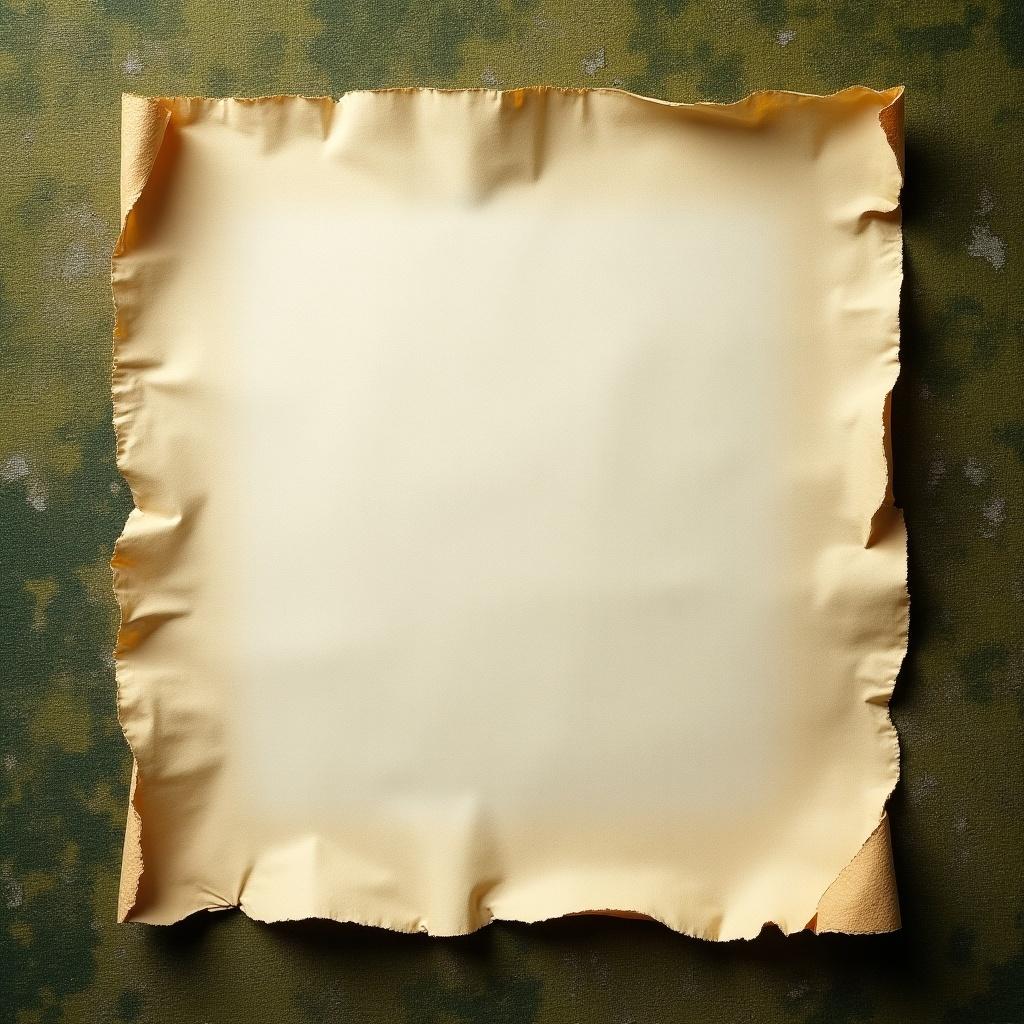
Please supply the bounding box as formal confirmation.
[878,85,905,177]
[116,758,145,922]
[811,812,900,935]
[120,94,171,225]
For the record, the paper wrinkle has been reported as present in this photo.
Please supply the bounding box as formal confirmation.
[112,86,907,938]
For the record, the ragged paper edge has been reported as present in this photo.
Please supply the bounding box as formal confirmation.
[809,85,906,935]
[111,86,909,936]
[112,93,171,923]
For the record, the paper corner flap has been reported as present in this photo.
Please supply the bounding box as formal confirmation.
[811,812,900,935]
[878,85,905,176]
[116,759,144,922]
[119,94,171,224]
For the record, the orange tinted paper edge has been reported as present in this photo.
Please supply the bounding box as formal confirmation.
[113,93,170,922]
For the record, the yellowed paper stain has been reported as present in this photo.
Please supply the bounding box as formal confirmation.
[112,87,906,939]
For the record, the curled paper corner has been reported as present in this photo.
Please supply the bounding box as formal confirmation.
[878,85,905,174]
[811,812,900,934]
[116,761,144,922]
[119,94,171,226]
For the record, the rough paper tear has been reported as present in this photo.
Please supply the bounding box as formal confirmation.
[112,86,906,939]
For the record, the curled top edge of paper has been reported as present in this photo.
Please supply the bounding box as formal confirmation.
[113,86,906,938]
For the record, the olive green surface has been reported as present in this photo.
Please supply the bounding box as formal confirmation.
[1,2,1021,1022]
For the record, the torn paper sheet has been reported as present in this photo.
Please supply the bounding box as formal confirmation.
[112,86,907,939]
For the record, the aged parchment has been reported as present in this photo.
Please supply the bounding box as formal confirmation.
[113,87,906,938]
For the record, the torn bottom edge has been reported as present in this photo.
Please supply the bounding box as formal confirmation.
[117,767,898,936]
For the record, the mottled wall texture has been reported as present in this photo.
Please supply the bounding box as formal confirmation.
[0,2,1020,1022]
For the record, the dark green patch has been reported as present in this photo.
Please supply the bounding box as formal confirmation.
[307,0,511,90]
[206,65,240,97]
[694,42,745,99]
[401,967,542,1024]
[960,643,1008,703]
[16,176,57,227]
[947,924,977,966]
[896,4,984,59]
[0,414,131,1024]
[0,0,45,112]
[995,0,1024,66]
[254,31,288,82]
[912,294,1016,401]
[116,987,145,1021]
[633,0,690,22]
[994,421,1024,466]
[97,0,183,37]
[752,0,787,26]
[946,949,1024,1023]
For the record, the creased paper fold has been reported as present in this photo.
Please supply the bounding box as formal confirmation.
[112,86,906,939]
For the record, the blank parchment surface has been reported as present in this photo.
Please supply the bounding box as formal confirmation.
[112,86,906,939]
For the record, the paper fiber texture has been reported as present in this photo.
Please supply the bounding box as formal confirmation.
[112,86,906,939]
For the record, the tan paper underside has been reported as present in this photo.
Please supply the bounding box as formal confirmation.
[113,87,906,938]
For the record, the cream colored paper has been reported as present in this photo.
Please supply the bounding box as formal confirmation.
[112,87,906,939]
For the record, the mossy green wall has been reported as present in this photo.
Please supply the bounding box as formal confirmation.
[1,2,1021,1021]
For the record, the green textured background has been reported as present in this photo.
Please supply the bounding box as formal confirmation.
[1,2,1022,1021]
